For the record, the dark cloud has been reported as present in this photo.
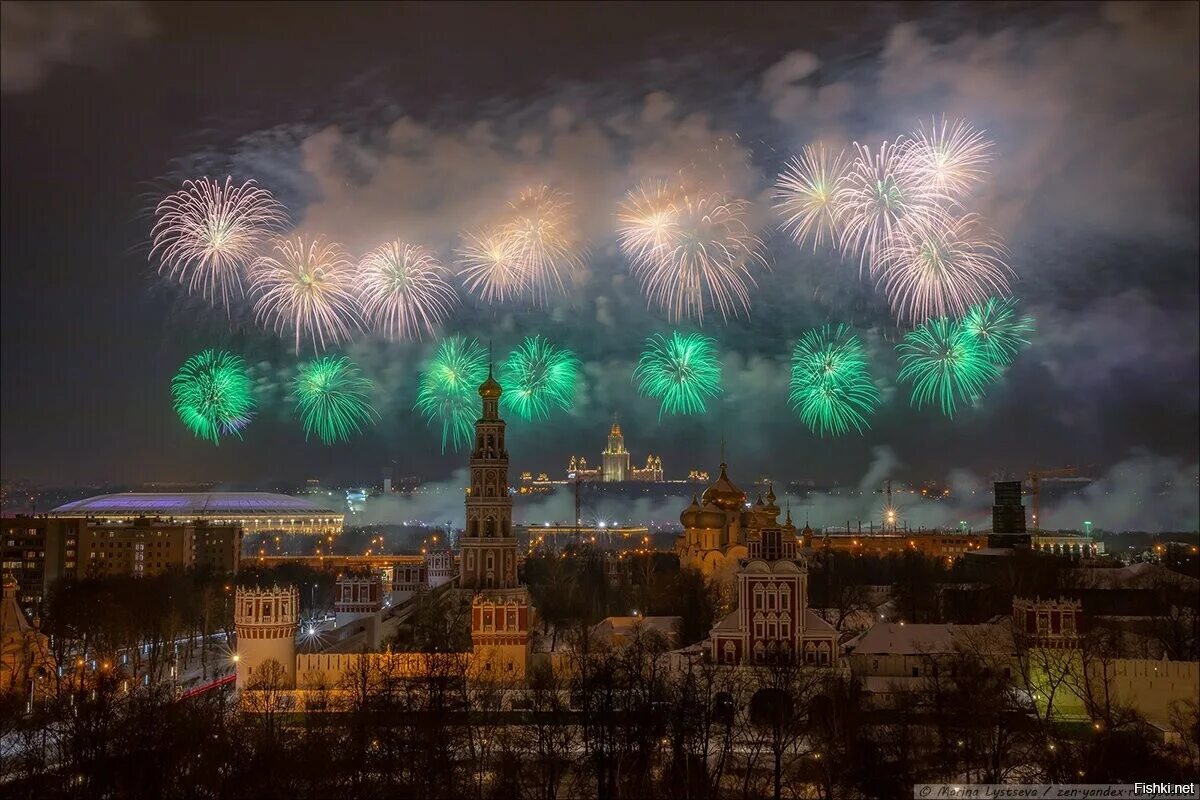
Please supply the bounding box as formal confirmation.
[1,1,154,93]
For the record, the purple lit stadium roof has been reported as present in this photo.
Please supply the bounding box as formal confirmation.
[50,492,341,518]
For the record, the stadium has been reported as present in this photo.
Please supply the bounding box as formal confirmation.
[50,492,345,536]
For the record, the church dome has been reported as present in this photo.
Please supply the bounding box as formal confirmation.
[696,502,729,529]
[702,463,746,512]
[680,495,703,528]
[479,367,502,399]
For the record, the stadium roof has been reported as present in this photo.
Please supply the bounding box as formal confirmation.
[50,492,341,518]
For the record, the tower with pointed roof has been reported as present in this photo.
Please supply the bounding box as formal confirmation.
[601,420,631,482]
[460,368,531,677]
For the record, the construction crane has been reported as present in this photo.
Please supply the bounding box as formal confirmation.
[1025,467,1078,531]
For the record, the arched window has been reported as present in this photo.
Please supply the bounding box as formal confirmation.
[723,640,736,664]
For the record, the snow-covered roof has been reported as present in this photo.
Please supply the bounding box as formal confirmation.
[844,622,1013,656]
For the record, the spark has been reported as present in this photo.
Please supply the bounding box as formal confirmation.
[250,236,361,354]
[499,336,580,421]
[907,117,993,199]
[358,241,457,341]
[836,139,942,275]
[617,180,764,323]
[634,331,722,417]
[415,337,489,452]
[897,316,999,418]
[878,213,1012,325]
[789,325,880,436]
[150,177,286,312]
[456,227,525,305]
[774,144,847,251]
[171,349,255,444]
[961,296,1035,367]
[500,185,584,305]
[293,356,376,445]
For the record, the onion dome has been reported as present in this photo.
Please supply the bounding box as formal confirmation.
[696,501,729,529]
[702,463,746,512]
[680,494,703,528]
[479,365,502,399]
[766,484,777,505]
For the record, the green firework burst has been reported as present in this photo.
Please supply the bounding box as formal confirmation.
[634,331,722,417]
[961,297,1034,367]
[415,337,489,452]
[789,324,880,436]
[292,356,376,445]
[499,336,580,421]
[897,317,998,418]
[171,349,255,444]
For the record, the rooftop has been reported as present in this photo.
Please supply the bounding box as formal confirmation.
[49,492,341,518]
[845,622,1013,656]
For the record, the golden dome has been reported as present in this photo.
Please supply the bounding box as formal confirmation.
[680,495,703,528]
[702,463,745,512]
[479,366,502,399]
[696,501,729,529]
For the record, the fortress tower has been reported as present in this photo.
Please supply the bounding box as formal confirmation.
[459,368,531,677]
[234,585,299,690]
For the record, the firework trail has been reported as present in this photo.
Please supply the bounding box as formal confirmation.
[457,186,584,305]
[836,139,944,275]
[171,349,256,444]
[634,331,722,417]
[962,296,1035,367]
[500,185,584,304]
[251,236,362,354]
[789,324,880,436]
[150,177,286,312]
[897,316,999,418]
[415,337,489,452]
[499,335,580,421]
[618,180,763,323]
[773,144,847,251]
[358,241,457,341]
[878,213,1012,325]
[456,227,525,305]
[616,180,680,266]
[292,356,376,445]
[907,117,992,199]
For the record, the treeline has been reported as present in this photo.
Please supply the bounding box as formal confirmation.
[4,625,1197,799]
[524,549,718,648]
[33,565,337,691]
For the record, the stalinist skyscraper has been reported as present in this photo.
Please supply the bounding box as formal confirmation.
[459,366,531,675]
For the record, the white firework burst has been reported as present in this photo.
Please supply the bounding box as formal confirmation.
[150,177,286,311]
[250,236,362,354]
[358,241,457,341]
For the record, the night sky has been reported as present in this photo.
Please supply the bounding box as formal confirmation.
[2,2,1197,493]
